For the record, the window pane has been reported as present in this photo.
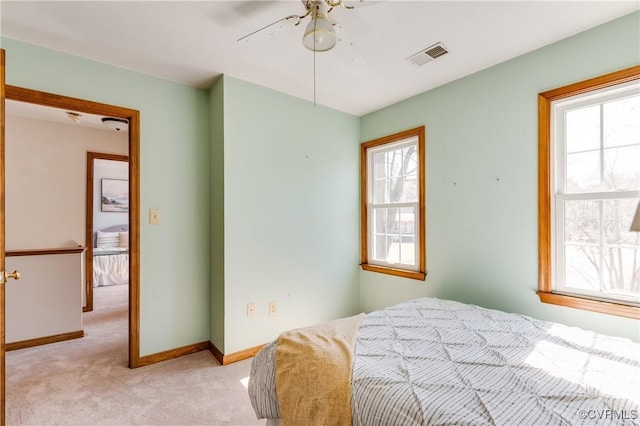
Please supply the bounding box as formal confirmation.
[564,200,599,245]
[386,207,399,236]
[602,199,640,300]
[372,152,388,204]
[566,151,600,193]
[603,145,640,191]
[373,208,387,236]
[603,199,640,246]
[373,146,420,204]
[373,152,387,178]
[389,177,402,202]
[566,105,600,154]
[402,146,417,175]
[603,95,640,148]
[372,207,399,263]
[399,206,415,236]
[602,247,640,301]
[373,235,387,262]
[403,175,417,202]
[389,149,402,177]
[564,244,600,292]
[399,207,416,266]
[372,206,392,263]
[373,178,387,203]
[563,199,601,293]
[371,206,417,267]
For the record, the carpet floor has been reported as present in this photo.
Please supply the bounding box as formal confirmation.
[6,285,266,426]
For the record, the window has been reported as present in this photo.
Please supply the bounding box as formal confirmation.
[360,126,426,280]
[538,66,640,319]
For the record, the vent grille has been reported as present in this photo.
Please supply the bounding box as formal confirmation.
[425,44,448,59]
[406,43,449,66]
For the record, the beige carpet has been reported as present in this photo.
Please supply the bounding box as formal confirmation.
[6,285,265,426]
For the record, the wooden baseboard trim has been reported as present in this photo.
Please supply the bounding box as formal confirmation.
[6,330,84,351]
[136,341,210,368]
[208,341,225,364]
[208,342,265,365]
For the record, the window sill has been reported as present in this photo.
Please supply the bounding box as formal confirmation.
[537,291,640,320]
[361,263,426,281]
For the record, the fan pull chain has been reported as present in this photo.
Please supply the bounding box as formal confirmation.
[313,6,317,106]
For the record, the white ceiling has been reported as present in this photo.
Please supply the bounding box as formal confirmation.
[1,1,638,116]
[5,99,123,132]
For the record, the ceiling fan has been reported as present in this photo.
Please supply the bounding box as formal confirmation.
[237,0,362,52]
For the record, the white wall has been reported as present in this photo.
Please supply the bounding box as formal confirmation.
[5,252,83,343]
[93,158,129,235]
[5,114,127,250]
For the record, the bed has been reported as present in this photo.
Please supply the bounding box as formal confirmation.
[248,298,640,426]
[93,224,129,287]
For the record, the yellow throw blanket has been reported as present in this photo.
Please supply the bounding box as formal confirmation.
[275,314,365,426]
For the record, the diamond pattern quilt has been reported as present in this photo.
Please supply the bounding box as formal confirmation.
[249,298,640,425]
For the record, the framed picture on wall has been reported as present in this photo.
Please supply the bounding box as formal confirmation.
[101,179,129,212]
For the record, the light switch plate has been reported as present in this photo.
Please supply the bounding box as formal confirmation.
[149,209,161,224]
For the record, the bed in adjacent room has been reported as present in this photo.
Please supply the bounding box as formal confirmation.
[93,224,129,287]
[248,298,640,426]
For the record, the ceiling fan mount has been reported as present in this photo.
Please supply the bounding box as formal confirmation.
[238,0,358,52]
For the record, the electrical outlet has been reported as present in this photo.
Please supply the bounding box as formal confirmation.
[247,303,255,317]
[269,301,277,316]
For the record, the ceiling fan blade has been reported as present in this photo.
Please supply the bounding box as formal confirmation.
[237,15,301,44]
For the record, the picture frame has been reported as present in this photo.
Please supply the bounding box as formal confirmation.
[101,178,129,212]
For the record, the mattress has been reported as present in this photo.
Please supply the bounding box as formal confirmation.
[249,298,640,426]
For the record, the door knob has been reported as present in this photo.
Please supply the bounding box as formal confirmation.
[4,270,20,280]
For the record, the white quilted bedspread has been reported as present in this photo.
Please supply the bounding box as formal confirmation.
[352,298,639,426]
[249,298,640,425]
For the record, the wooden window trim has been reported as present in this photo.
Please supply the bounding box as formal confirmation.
[360,126,426,281]
[538,65,640,320]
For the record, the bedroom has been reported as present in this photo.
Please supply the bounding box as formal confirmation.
[0,1,639,423]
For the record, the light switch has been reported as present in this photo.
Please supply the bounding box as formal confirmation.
[149,209,161,224]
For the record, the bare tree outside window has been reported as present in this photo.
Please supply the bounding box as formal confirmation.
[371,145,417,265]
[561,90,640,303]
[361,126,426,280]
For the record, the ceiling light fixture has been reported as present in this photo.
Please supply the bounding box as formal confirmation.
[237,0,355,106]
[101,117,129,132]
[66,111,82,123]
[302,7,336,52]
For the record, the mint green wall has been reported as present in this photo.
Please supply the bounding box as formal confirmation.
[210,77,225,352]
[359,12,640,341]
[219,76,361,353]
[2,38,212,355]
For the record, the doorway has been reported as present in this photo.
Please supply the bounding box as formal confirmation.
[85,153,129,312]
[4,86,141,368]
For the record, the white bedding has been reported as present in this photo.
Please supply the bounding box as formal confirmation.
[249,298,640,426]
[93,247,128,287]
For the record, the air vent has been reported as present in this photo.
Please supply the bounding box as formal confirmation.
[406,43,449,66]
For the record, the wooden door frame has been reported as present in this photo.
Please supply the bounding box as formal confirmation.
[4,86,141,369]
[84,152,129,313]
[1,48,7,426]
